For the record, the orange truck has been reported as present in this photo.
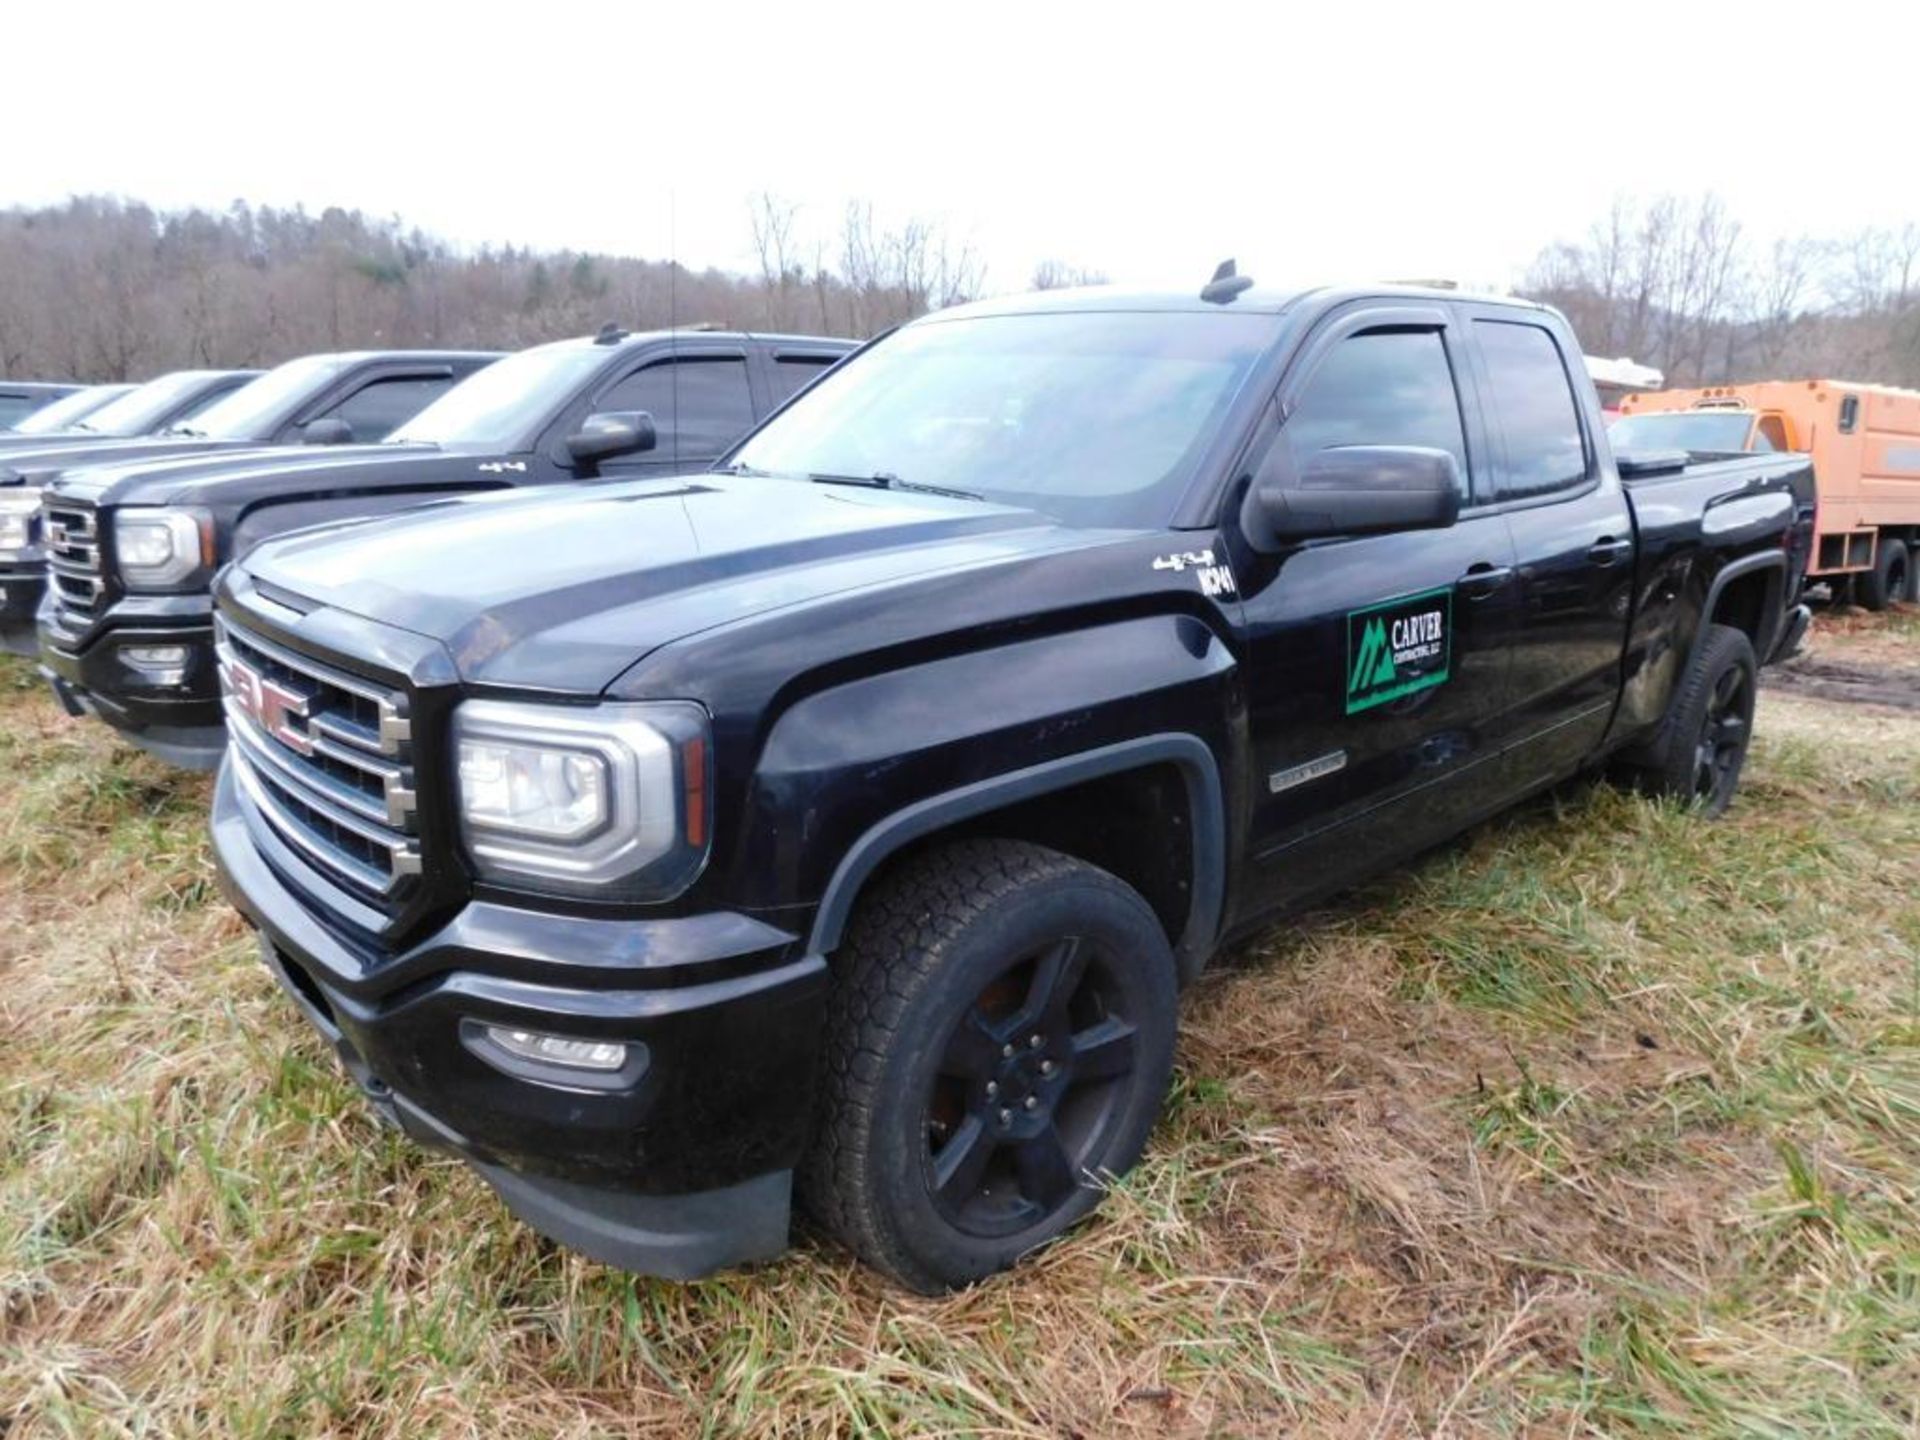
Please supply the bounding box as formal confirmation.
[1613,381,1920,609]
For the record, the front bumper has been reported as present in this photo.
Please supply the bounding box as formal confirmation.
[0,560,41,655]
[210,759,829,1278]
[37,592,226,766]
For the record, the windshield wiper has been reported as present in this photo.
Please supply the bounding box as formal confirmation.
[164,425,207,438]
[712,461,776,477]
[808,471,984,502]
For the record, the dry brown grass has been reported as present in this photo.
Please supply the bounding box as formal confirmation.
[1,609,1917,1437]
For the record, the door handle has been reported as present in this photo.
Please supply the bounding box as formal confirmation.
[1587,536,1632,567]
[1458,563,1514,600]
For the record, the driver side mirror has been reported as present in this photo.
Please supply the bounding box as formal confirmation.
[1241,443,1462,551]
[301,417,355,446]
[565,411,657,467]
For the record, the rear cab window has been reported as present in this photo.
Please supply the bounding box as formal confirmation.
[1473,320,1590,501]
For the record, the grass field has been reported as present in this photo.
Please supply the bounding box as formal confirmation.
[2,609,1917,1438]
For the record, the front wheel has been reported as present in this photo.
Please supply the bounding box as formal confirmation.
[1625,622,1758,818]
[801,839,1178,1292]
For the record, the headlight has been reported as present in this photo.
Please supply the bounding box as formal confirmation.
[453,699,711,899]
[0,490,41,553]
[114,508,212,589]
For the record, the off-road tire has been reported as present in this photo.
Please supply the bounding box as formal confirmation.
[1623,622,1757,818]
[800,839,1178,1292]
[1859,538,1909,612]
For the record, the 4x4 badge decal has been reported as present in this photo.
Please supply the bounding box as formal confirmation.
[1345,586,1452,714]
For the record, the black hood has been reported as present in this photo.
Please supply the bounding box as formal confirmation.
[44,441,450,508]
[1,435,270,485]
[239,475,1114,693]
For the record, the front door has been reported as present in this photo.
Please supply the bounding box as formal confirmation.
[1232,304,1524,922]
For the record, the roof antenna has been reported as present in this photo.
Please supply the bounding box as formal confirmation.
[669,187,680,473]
[594,321,627,345]
[1200,258,1254,305]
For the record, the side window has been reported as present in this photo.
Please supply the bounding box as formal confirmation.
[1474,321,1589,500]
[1838,395,1860,434]
[1285,328,1468,479]
[312,376,453,443]
[1756,414,1791,452]
[596,357,755,459]
[766,355,839,407]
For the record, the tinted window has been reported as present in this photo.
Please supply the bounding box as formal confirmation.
[767,355,839,406]
[0,398,34,428]
[598,358,755,459]
[1476,321,1588,499]
[1285,329,1467,477]
[311,376,453,443]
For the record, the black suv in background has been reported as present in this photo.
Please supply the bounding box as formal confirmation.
[0,350,498,656]
[35,329,853,761]
[0,369,258,455]
[209,280,1809,1290]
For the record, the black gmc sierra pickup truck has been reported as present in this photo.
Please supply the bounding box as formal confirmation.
[0,369,257,454]
[208,280,1812,1292]
[32,328,853,760]
[0,350,498,657]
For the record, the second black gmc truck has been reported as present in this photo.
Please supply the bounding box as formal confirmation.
[208,280,1811,1292]
[33,330,853,762]
[1,350,498,657]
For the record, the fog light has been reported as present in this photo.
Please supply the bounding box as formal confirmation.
[483,1025,627,1072]
[123,645,190,669]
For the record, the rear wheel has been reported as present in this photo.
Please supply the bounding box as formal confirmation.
[801,839,1178,1292]
[1624,623,1757,818]
[1858,538,1909,612]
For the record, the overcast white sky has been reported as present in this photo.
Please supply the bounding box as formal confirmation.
[9,1,1917,296]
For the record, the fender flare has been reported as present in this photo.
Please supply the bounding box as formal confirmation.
[1691,550,1786,673]
[807,733,1227,983]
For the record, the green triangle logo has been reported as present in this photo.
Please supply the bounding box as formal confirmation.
[1350,617,1397,696]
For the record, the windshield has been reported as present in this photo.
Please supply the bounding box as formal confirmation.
[13,387,126,435]
[1610,411,1755,453]
[70,372,216,437]
[388,343,608,449]
[178,355,348,440]
[726,311,1275,527]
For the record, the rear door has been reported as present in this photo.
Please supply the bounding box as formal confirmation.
[1462,309,1635,782]
[1234,303,1525,916]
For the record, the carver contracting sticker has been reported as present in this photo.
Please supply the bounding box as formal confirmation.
[1346,586,1452,714]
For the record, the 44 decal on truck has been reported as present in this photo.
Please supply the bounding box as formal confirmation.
[1346,587,1451,713]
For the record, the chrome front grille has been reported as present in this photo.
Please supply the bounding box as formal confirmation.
[44,501,104,621]
[216,615,421,911]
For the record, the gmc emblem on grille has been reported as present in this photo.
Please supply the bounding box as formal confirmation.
[223,653,313,755]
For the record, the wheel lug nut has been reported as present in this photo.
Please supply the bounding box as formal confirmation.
[1040,1060,1056,1076]
[998,1108,1012,1126]
[1029,1034,1043,1049]
[1024,1096,1039,1111]
[986,1081,998,1098]
[1002,1043,1016,1058]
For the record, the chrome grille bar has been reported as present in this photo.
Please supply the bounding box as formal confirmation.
[216,613,421,913]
